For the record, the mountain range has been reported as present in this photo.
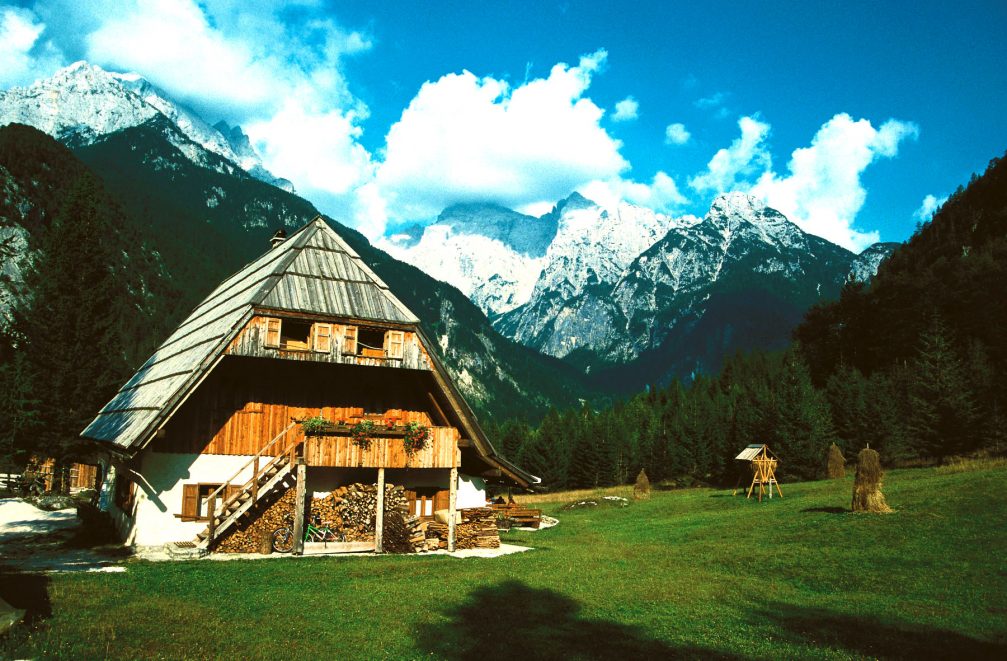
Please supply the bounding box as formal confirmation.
[385,188,896,387]
[2,61,897,418]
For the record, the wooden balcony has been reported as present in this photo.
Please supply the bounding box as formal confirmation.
[302,426,460,469]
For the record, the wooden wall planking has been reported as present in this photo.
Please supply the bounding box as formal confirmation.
[303,427,459,469]
[158,357,457,468]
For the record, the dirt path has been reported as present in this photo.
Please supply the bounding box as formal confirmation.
[0,498,129,573]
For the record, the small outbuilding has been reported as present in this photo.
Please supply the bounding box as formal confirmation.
[733,444,783,501]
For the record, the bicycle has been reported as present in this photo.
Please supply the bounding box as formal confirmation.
[271,514,345,553]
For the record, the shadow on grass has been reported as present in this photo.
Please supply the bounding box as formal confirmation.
[0,571,51,625]
[753,603,1007,659]
[415,579,744,660]
[800,506,848,514]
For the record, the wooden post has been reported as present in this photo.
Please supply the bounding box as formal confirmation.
[448,466,458,553]
[251,456,259,501]
[375,467,385,553]
[292,458,307,556]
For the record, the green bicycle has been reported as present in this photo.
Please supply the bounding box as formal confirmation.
[271,514,345,552]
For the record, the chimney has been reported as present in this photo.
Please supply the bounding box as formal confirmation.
[270,228,287,248]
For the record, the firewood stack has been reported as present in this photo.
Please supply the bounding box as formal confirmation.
[312,482,409,542]
[215,487,297,553]
[426,507,500,550]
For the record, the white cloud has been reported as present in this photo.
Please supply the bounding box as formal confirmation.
[578,171,688,213]
[664,122,691,145]
[750,113,919,251]
[688,116,772,193]
[376,49,630,222]
[913,193,947,221]
[695,91,727,109]
[612,96,639,122]
[0,7,62,87]
[22,0,377,227]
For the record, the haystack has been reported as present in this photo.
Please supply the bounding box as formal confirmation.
[633,469,651,500]
[826,443,846,479]
[852,448,892,513]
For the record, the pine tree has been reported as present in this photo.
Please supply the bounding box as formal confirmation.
[10,175,139,466]
[907,317,978,456]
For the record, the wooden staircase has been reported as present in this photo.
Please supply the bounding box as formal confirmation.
[196,422,302,549]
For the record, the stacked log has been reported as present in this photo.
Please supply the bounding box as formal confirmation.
[215,486,297,553]
[426,507,500,550]
[214,483,495,554]
[312,483,408,542]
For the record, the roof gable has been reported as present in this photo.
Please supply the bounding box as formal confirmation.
[82,217,419,449]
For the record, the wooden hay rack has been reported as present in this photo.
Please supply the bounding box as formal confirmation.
[732,444,783,502]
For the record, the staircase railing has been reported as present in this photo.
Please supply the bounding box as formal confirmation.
[204,421,301,543]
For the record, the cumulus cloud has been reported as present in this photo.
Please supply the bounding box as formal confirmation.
[376,49,630,222]
[750,113,919,251]
[0,6,63,87]
[664,122,691,145]
[688,116,772,193]
[913,193,948,221]
[11,0,374,226]
[612,96,639,122]
[578,171,688,213]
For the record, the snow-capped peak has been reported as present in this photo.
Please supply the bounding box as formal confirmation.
[705,191,801,249]
[0,61,292,191]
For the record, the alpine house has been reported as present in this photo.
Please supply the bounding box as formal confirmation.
[81,217,537,551]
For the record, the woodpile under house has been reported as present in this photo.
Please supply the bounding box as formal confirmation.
[80,217,538,554]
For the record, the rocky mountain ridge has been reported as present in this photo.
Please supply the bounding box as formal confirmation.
[0,61,292,191]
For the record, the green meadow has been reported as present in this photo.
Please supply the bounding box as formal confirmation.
[3,462,1005,660]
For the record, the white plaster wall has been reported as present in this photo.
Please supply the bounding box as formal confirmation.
[128,451,258,547]
[456,474,487,509]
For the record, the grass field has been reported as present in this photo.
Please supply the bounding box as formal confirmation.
[2,464,1006,660]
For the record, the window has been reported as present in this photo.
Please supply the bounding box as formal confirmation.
[115,472,136,513]
[385,330,404,359]
[280,320,312,351]
[313,323,333,353]
[180,483,240,521]
[406,488,449,520]
[357,327,385,358]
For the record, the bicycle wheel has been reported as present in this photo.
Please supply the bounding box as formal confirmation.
[271,527,294,553]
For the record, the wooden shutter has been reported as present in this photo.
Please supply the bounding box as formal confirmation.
[264,317,281,348]
[385,330,404,359]
[182,484,199,520]
[343,325,358,354]
[313,323,333,353]
[434,489,450,513]
[225,485,242,501]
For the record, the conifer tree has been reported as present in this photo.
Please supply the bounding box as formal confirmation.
[10,175,137,466]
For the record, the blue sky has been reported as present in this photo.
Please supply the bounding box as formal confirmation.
[2,0,1005,249]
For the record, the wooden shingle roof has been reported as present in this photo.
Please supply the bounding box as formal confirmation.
[81,217,418,449]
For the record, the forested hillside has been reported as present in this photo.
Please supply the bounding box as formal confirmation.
[498,151,1007,489]
[0,124,176,465]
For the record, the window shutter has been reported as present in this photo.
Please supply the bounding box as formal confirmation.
[385,330,405,359]
[313,323,333,353]
[264,318,281,348]
[434,489,450,512]
[182,484,199,519]
[225,485,242,502]
[343,325,358,354]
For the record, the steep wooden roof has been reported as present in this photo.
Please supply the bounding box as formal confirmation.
[82,217,417,449]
